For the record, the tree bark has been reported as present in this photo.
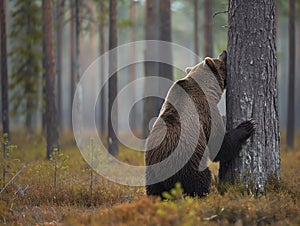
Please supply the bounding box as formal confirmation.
[286,0,295,149]
[56,0,64,130]
[69,0,75,130]
[158,0,172,81]
[158,0,172,111]
[203,0,213,57]
[108,0,118,156]
[99,0,106,136]
[129,0,137,132]
[194,0,199,63]
[143,0,160,138]
[75,0,80,84]
[220,0,280,192]
[25,10,34,133]
[0,0,10,139]
[43,0,59,159]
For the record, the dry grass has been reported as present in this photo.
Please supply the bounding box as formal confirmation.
[0,131,300,225]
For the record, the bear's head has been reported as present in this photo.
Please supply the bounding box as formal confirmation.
[185,51,227,92]
[204,51,227,91]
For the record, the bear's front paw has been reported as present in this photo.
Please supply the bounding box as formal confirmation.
[236,119,256,142]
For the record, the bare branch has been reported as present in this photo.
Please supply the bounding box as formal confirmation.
[0,166,25,194]
[213,10,228,18]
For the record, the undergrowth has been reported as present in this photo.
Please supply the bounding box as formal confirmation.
[0,131,299,225]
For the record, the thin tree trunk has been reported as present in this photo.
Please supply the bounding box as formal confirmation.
[108,0,118,156]
[159,0,172,80]
[69,0,75,130]
[26,9,34,133]
[203,0,213,57]
[99,0,106,136]
[158,0,172,108]
[143,0,160,138]
[220,0,280,192]
[25,100,33,133]
[56,0,64,130]
[74,0,82,140]
[286,0,295,149]
[297,18,300,133]
[194,0,199,63]
[42,15,46,134]
[0,0,10,139]
[43,0,59,159]
[129,0,137,132]
[75,0,80,84]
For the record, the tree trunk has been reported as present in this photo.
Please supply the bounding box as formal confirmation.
[75,0,80,84]
[25,100,33,133]
[0,0,10,139]
[194,0,199,63]
[203,0,213,57]
[220,0,280,192]
[69,0,75,130]
[43,0,59,159]
[73,0,82,138]
[297,16,300,132]
[129,0,137,132]
[56,0,64,130]
[286,0,295,149]
[158,0,172,81]
[143,0,160,138]
[99,0,106,136]
[108,0,118,156]
[158,0,172,109]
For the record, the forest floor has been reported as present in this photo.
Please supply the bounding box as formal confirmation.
[0,130,299,225]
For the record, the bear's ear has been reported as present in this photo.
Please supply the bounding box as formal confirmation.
[218,50,227,62]
[205,58,218,75]
[185,67,192,74]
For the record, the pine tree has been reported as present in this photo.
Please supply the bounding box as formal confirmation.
[9,0,43,132]
[108,0,118,156]
[0,0,10,139]
[286,0,295,149]
[42,0,59,159]
[220,0,280,192]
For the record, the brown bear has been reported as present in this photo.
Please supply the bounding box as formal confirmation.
[145,51,256,198]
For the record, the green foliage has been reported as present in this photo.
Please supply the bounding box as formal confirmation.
[94,0,109,26]
[0,134,19,187]
[277,0,300,17]
[49,148,69,196]
[9,0,43,127]
[162,182,184,200]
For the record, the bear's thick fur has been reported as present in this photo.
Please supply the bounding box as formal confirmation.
[145,51,256,198]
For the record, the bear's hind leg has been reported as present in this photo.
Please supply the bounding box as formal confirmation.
[181,169,211,198]
[146,182,165,199]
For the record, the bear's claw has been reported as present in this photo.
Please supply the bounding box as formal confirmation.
[236,119,256,142]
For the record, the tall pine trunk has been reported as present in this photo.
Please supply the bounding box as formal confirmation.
[56,0,64,130]
[43,0,59,159]
[0,0,10,139]
[26,12,34,133]
[194,0,199,63]
[108,0,118,156]
[99,0,106,136]
[286,0,295,149]
[220,0,280,192]
[69,0,75,130]
[75,0,80,85]
[158,0,172,108]
[203,0,213,57]
[129,0,137,132]
[143,0,160,138]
